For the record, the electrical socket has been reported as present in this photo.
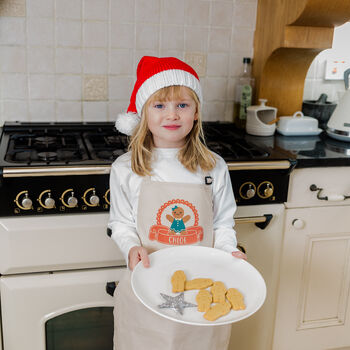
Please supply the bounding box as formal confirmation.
[184,52,207,77]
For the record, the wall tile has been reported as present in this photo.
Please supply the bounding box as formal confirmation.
[209,28,231,53]
[2,100,29,122]
[56,0,81,19]
[82,48,108,74]
[0,17,26,45]
[0,0,26,17]
[207,53,229,77]
[136,24,159,50]
[2,73,27,99]
[232,27,254,52]
[83,101,108,121]
[0,46,26,73]
[111,0,135,22]
[28,47,54,73]
[29,75,55,99]
[204,77,227,101]
[233,1,257,28]
[161,25,184,51]
[211,1,233,27]
[27,0,54,18]
[56,48,82,74]
[185,0,210,26]
[185,26,208,52]
[83,21,108,47]
[27,18,54,46]
[56,75,82,100]
[135,0,160,23]
[56,19,82,47]
[202,101,226,121]
[56,101,82,121]
[109,100,129,119]
[110,49,134,75]
[161,0,185,25]
[109,76,134,100]
[83,75,108,101]
[110,22,135,49]
[29,100,55,121]
[83,0,108,21]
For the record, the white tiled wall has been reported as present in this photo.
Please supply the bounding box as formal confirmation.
[0,0,257,125]
[303,22,350,104]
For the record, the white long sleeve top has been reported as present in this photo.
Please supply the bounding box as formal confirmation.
[108,148,239,264]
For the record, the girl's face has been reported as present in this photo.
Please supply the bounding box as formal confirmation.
[146,87,198,148]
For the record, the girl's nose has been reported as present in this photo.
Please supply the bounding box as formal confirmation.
[166,105,180,119]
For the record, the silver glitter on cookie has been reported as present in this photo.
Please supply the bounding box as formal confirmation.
[158,292,197,315]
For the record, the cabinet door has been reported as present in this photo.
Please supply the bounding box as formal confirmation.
[273,206,350,350]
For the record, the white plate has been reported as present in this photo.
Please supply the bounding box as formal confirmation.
[276,127,322,136]
[131,246,266,326]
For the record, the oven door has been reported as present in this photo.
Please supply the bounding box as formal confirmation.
[0,267,125,350]
[229,203,285,350]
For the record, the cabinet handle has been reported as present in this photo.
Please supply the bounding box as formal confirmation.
[310,184,350,201]
[292,219,305,229]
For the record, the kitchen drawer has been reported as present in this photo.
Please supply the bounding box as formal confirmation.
[286,167,350,208]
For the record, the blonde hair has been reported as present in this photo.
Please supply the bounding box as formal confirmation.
[129,86,216,176]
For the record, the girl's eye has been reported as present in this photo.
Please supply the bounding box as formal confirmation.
[178,103,187,108]
[154,104,164,109]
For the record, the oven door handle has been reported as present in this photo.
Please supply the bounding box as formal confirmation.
[235,214,273,230]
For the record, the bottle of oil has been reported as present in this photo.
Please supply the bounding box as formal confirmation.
[234,57,255,129]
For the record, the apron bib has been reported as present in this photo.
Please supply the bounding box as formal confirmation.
[114,177,231,350]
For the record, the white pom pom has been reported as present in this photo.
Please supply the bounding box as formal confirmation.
[115,112,141,136]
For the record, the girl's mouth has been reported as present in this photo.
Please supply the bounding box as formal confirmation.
[163,125,181,130]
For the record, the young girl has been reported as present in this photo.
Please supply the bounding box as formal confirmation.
[108,56,246,350]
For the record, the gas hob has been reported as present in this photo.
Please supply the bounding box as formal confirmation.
[0,122,294,216]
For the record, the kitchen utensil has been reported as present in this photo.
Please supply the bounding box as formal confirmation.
[302,93,337,129]
[246,99,277,136]
[326,69,350,142]
[277,111,321,136]
[131,246,266,326]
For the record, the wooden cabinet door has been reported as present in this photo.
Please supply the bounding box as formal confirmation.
[273,206,350,350]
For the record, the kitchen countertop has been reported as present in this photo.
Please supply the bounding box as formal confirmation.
[244,130,350,168]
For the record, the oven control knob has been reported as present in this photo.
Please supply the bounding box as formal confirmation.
[239,182,256,200]
[264,184,273,198]
[246,186,256,199]
[21,193,33,209]
[257,181,274,199]
[89,191,100,206]
[44,193,55,209]
[67,192,78,208]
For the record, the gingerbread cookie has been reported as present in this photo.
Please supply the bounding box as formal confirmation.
[195,290,212,312]
[210,281,227,304]
[184,278,213,290]
[226,288,246,310]
[203,302,231,321]
[171,270,187,293]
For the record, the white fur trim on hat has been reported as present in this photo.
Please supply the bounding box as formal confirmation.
[135,69,202,116]
[115,112,141,136]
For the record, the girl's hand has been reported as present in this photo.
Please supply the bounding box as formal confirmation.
[232,251,247,261]
[128,246,150,271]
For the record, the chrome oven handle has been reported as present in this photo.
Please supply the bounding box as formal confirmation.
[235,214,273,230]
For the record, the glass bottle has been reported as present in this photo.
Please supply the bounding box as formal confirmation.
[234,57,255,129]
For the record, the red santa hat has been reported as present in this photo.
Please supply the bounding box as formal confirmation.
[115,56,202,135]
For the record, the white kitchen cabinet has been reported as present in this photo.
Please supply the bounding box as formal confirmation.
[272,168,350,350]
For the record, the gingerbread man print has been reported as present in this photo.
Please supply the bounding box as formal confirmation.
[166,205,190,235]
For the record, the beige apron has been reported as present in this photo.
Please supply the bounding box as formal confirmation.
[114,177,232,350]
